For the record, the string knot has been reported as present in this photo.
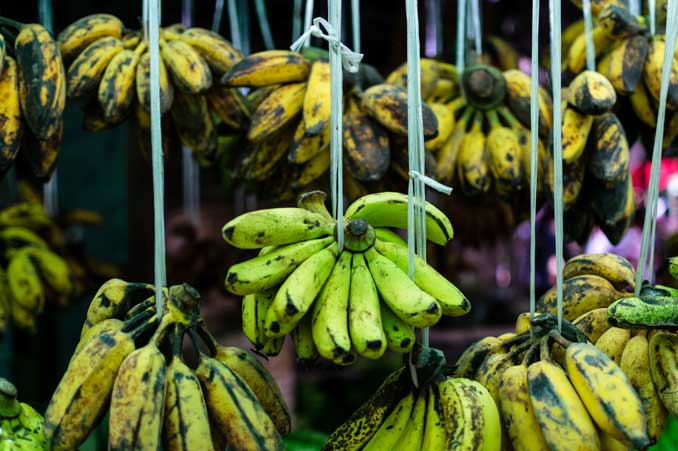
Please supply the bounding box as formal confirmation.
[290,17,363,72]
[408,170,453,195]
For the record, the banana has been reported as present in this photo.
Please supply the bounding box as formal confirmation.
[221,50,309,87]
[222,208,334,249]
[164,330,214,450]
[573,308,612,343]
[0,34,5,74]
[499,363,550,451]
[563,253,635,293]
[361,83,438,138]
[98,47,143,123]
[561,105,593,164]
[292,312,320,363]
[261,336,285,357]
[536,274,622,320]
[438,377,501,451]
[527,348,600,450]
[588,112,629,183]
[83,278,155,331]
[24,246,72,306]
[606,35,650,94]
[374,228,406,246]
[397,390,426,450]
[161,39,212,94]
[15,23,66,139]
[175,27,242,74]
[170,91,216,158]
[11,302,36,332]
[57,14,123,62]
[66,36,123,99]
[567,70,617,115]
[108,337,167,450]
[385,58,440,99]
[343,111,390,182]
[607,295,678,328]
[594,327,630,364]
[670,257,678,279]
[19,119,62,181]
[303,60,330,136]
[381,303,415,353]
[427,78,459,103]
[503,69,552,138]
[630,82,657,127]
[136,51,174,113]
[545,141,587,212]
[44,318,154,450]
[621,332,667,444]
[425,102,455,151]
[6,248,44,313]
[562,20,585,55]
[454,336,506,378]
[567,26,615,74]
[457,111,491,196]
[362,390,415,451]
[564,340,650,448]
[206,85,251,131]
[649,332,678,417]
[0,57,23,177]
[0,203,50,228]
[289,119,330,164]
[295,146,331,187]
[570,0,624,15]
[374,239,470,316]
[248,82,306,143]
[486,109,524,197]
[310,251,352,360]
[485,36,520,71]
[348,252,386,359]
[642,35,678,110]
[225,236,334,295]
[74,318,125,357]
[364,246,441,328]
[242,290,269,347]
[195,352,284,451]
[246,125,295,181]
[265,243,338,337]
[343,191,453,245]
[421,385,447,450]
[435,107,473,184]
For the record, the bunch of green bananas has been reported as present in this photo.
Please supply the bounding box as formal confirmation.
[223,190,470,364]
[458,314,651,451]
[0,17,66,183]
[58,14,245,164]
[323,347,501,450]
[0,377,47,450]
[564,1,678,148]
[0,202,78,332]
[45,279,291,451]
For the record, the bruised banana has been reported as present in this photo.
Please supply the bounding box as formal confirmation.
[485,109,524,197]
[161,38,212,94]
[221,50,309,87]
[170,90,216,158]
[342,111,390,182]
[536,274,622,321]
[503,69,552,138]
[572,308,612,343]
[136,51,174,114]
[563,252,635,293]
[0,57,23,176]
[643,35,678,110]
[98,44,144,123]
[606,34,650,94]
[57,14,123,62]
[248,82,306,143]
[67,36,123,99]
[176,27,242,74]
[567,70,617,115]
[303,60,331,136]
[288,118,330,164]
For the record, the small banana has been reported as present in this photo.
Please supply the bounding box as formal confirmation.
[288,119,330,164]
[630,82,657,128]
[649,332,678,417]
[221,50,309,87]
[292,312,320,363]
[348,252,386,359]
[563,253,635,293]
[161,38,212,94]
[20,119,63,182]
[295,147,331,187]
[642,35,678,110]
[176,27,242,74]
[594,327,630,364]
[435,107,473,184]
[82,278,155,332]
[170,91,216,158]
[24,246,72,306]
[6,248,44,314]
[66,36,123,99]
[572,308,612,343]
[98,45,144,123]
[136,51,174,113]
[397,390,427,450]
[588,113,630,183]
[248,82,306,143]
[456,111,491,196]
[503,69,552,138]
[425,102,456,151]
[537,274,622,320]
[567,70,617,115]
[0,57,23,178]
[606,35,650,94]
[303,60,331,136]
[342,112,390,182]
[362,390,415,451]
[206,86,251,131]
[485,109,524,197]
[57,14,123,62]
[561,105,593,164]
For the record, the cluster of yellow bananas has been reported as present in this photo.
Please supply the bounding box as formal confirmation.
[564,1,678,147]
[58,14,244,163]
[223,191,470,364]
[0,202,78,332]
[44,279,291,451]
[0,18,65,182]
[0,377,47,450]
[458,312,651,450]
[323,347,501,450]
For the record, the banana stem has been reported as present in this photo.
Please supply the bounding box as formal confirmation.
[548,330,572,349]
[470,111,484,132]
[123,306,157,331]
[0,26,17,46]
[0,379,20,419]
[521,341,540,366]
[0,17,24,31]
[195,322,219,357]
[497,105,520,128]
[500,331,532,350]
[485,109,501,129]
[170,324,185,357]
[188,327,208,356]
[129,315,159,339]
[539,335,553,363]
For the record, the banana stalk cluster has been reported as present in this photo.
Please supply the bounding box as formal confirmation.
[458,313,651,451]
[564,2,678,148]
[58,14,244,164]
[0,18,66,183]
[323,347,502,451]
[0,378,47,450]
[223,191,470,364]
[44,279,291,451]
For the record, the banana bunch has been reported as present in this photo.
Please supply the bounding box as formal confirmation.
[0,17,66,182]
[58,14,246,164]
[45,279,291,451]
[459,314,651,451]
[564,2,678,148]
[0,377,47,450]
[323,346,502,451]
[223,190,470,364]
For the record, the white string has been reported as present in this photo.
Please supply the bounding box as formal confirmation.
[293,0,303,40]
[144,0,167,320]
[39,0,57,217]
[582,0,596,71]
[351,0,361,54]
[629,0,641,16]
[456,0,466,74]
[469,0,482,57]
[211,0,225,33]
[227,0,241,50]
[291,17,363,72]
[329,0,345,252]
[636,0,678,292]
[549,0,564,332]
[649,0,656,35]
[254,0,275,50]
[529,0,540,335]
[303,0,315,48]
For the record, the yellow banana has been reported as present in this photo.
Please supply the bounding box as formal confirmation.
[503,69,552,138]
[572,308,612,343]
[342,112,390,182]
[567,70,617,115]
[630,81,657,127]
[57,14,123,62]
[362,390,415,451]
[594,327,630,364]
[206,85,251,131]
[161,38,212,94]
[588,112,629,182]
[83,278,155,331]
[98,46,143,123]
[425,102,455,151]
[176,27,242,74]
[564,253,635,293]
[248,82,306,143]
[361,83,438,138]
[24,246,72,306]
[348,252,386,359]
[537,274,623,320]
[649,332,678,417]
[486,109,524,197]
[435,107,472,184]
[136,51,174,114]
[221,50,309,87]
[421,385,447,450]
[0,57,23,177]
[457,111,491,196]
[288,119,330,164]
[397,390,426,450]
[643,35,678,110]
[295,147,331,187]
[6,248,44,314]
[567,26,615,74]
[561,105,593,164]
[385,58,440,99]
[66,36,123,99]
[303,60,330,136]
[607,35,650,94]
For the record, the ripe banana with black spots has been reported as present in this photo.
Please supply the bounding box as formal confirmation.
[136,51,174,114]
[248,82,306,143]
[0,57,23,178]
[643,35,678,110]
[174,27,242,74]
[561,105,593,164]
[537,274,623,320]
[457,111,491,196]
[594,326,630,364]
[66,36,123,99]
[161,38,212,94]
[563,253,635,293]
[57,14,123,62]
[503,69,552,138]
[303,60,331,136]
[98,44,144,123]
[567,70,617,115]
[221,50,309,87]
[486,109,524,197]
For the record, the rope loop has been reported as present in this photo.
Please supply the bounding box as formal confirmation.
[290,17,363,72]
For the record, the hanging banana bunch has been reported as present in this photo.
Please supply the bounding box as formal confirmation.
[563,1,678,149]
[222,190,470,364]
[44,280,290,451]
[0,377,48,449]
[57,14,245,165]
[323,346,502,451]
[0,17,66,183]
